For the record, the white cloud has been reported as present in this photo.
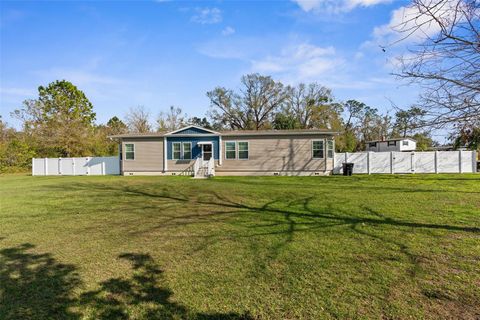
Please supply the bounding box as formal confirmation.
[191,7,222,25]
[368,1,465,48]
[251,43,343,83]
[292,0,391,13]
[221,26,235,36]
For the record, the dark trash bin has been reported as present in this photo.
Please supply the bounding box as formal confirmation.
[342,163,354,176]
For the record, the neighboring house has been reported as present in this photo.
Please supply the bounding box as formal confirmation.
[110,125,336,177]
[366,138,417,152]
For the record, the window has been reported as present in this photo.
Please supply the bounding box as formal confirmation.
[225,142,236,159]
[327,140,334,158]
[312,140,324,158]
[172,142,181,160]
[183,142,192,159]
[125,144,135,160]
[387,141,396,146]
[402,140,408,146]
[369,142,377,148]
[238,142,249,159]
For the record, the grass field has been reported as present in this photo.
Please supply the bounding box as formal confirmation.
[1,174,479,319]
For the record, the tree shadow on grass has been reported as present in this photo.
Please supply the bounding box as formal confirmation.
[0,243,252,320]
[0,243,80,320]
[80,252,252,320]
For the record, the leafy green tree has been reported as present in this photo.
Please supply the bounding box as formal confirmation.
[0,137,36,172]
[392,107,426,138]
[412,132,435,151]
[451,125,480,150]
[272,112,299,130]
[12,80,96,157]
[188,117,212,129]
[106,116,128,135]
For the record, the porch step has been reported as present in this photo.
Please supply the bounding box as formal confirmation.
[194,166,209,178]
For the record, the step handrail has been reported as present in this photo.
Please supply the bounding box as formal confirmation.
[193,157,201,178]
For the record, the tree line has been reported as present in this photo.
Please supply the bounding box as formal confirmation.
[0,76,439,172]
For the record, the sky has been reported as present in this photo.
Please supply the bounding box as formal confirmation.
[1,0,424,131]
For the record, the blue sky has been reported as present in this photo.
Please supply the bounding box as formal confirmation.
[1,0,420,129]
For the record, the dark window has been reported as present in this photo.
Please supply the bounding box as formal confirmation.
[125,144,135,160]
[327,140,334,158]
[183,142,192,159]
[387,141,396,146]
[172,143,181,160]
[402,140,408,146]
[369,142,377,148]
[225,142,236,159]
[312,140,324,158]
[238,142,249,159]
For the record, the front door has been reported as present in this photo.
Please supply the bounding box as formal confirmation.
[202,144,212,161]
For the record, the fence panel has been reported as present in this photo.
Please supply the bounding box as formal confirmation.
[460,151,474,173]
[414,152,436,173]
[32,156,119,176]
[370,152,390,173]
[347,153,368,174]
[59,158,74,175]
[333,151,476,175]
[393,152,412,174]
[437,151,459,173]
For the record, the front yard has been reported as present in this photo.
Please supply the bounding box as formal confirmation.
[0,174,479,319]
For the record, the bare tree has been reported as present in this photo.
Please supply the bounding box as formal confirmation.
[207,74,288,130]
[156,106,186,132]
[287,83,333,129]
[393,0,479,128]
[125,106,151,133]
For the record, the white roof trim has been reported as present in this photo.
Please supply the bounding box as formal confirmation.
[164,125,220,136]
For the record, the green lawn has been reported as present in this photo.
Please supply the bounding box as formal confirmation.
[1,174,479,319]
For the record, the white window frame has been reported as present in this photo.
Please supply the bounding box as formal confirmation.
[312,140,324,159]
[182,142,192,160]
[402,140,409,146]
[125,143,135,161]
[237,141,249,160]
[327,140,334,158]
[225,141,236,160]
[172,142,181,160]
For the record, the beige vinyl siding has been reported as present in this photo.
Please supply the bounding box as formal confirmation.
[218,135,334,173]
[121,138,164,172]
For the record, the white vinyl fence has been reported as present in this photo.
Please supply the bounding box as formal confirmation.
[32,157,120,176]
[334,151,477,175]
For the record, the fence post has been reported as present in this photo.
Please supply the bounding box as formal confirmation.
[459,150,462,173]
[102,160,105,175]
[411,152,415,174]
[434,151,439,174]
[44,158,48,175]
[367,152,371,175]
[345,152,348,164]
[72,158,76,176]
[474,151,478,173]
[390,152,394,174]
[32,158,35,176]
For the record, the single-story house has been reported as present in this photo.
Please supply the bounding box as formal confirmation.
[366,138,416,152]
[110,125,336,177]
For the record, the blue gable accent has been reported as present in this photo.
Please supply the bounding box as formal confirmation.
[167,136,220,160]
[171,127,214,135]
